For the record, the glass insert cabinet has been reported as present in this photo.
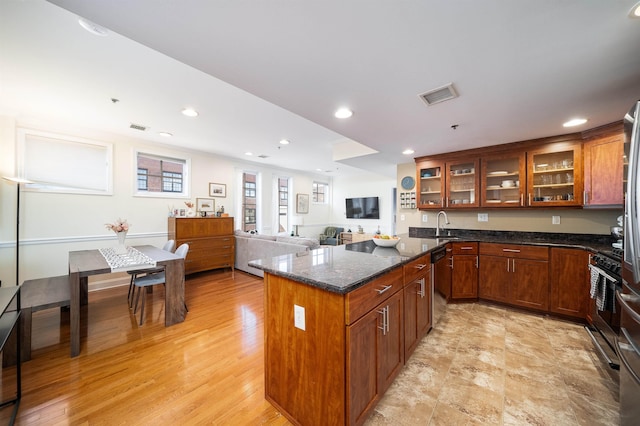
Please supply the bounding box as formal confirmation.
[526,143,583,207]
[481,153,526,207]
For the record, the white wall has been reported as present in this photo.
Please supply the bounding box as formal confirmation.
[0,116,333,288]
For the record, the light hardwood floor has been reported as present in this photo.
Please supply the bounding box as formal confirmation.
[3,270,290,425]
[2,270,620,425]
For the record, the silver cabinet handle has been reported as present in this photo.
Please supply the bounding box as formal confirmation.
[460,246,474,250]
[512,258,516,272]
[377,308,386,335]
[417,278,425,298]
[528,193,531,205]
[506,258,510,272]
[475,256,478,268]
[450,257,454,269]
[376,284,393,295]
[502,248,521,253]
[415,263,427,270]
[583,191,588,205]
[520,194,524,206]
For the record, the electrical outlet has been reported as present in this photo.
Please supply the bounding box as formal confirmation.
[552,215,561,225]
[294,305,305,330]
[400,214,405,221]
[422,214,428,222]
[478,213,489,222]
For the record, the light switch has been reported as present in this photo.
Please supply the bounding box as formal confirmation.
[294,304,306,330]
[552,215,561,225]
[422,214,428,222]
[478,213,489,222]
[400,214,405,221]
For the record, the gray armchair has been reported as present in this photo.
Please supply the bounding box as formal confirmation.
[319,226,344,245]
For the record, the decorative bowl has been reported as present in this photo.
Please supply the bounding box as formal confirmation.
[372,236,400,247]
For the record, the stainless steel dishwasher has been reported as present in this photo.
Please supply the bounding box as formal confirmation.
[431,245,449,328]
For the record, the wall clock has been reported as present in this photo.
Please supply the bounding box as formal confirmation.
[401,176,415,190]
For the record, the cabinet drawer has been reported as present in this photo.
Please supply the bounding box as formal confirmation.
[452,242,478,255]
[346,267,403,325]
[186,255,234,273]
[403,254,430,285]
[177,236,234,250]
[479,242,548,260]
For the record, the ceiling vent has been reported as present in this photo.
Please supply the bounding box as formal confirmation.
[419,83,458,106]
[129,123,147,131]
[257,154,269,159]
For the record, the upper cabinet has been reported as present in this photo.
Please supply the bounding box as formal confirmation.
[446,159,479,208]
[526,142,583,207]
[417,160,445,209]
[583,124,624,207]
[481,152,526,207]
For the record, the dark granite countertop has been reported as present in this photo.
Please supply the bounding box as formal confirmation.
[249,229,618,295]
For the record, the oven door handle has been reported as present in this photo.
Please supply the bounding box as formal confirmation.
[616,289,640,325]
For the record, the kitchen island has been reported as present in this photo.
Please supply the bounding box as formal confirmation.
[250,236,445,426]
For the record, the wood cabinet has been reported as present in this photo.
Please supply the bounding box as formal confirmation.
[434,245,452,301]
[445,158,480,208]
[527,142,583,207]
[417,159,445,209]
[340,232,374,244]
[549,248,591,319]
[583,127,624,207]
[264,266,407,426]
[403,254,431,359]
[167,217,235,275]
[481,151,526,207]
[451,242,478,300]
[479,243,549,312]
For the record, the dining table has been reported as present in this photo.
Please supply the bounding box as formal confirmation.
[68,245,186,357]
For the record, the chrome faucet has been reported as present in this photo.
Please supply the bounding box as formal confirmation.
[436,210,450,238]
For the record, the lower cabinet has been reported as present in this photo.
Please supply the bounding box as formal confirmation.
[479,243,549,312]
[434,245,452,301]
[549,247,591,318]
[403,254,432,359]
[451,242,479,299]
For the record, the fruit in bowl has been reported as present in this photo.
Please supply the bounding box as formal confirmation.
[372,234,400,247]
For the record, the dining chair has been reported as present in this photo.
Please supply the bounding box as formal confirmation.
[132,243,189,326]
[127,239,175,307]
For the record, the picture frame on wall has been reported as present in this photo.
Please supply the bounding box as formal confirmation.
[196,198,215,214]
[296,193,309,214]
[209,183,226,197]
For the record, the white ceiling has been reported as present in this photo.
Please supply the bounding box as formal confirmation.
[2,1,640,178]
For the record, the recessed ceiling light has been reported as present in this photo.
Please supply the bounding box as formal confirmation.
[563,118,588,127]
[279,139,290,145]
[181,108,199,117]
[316,168,323,172]
[245,152,253,156]
[402,149,415,155]
[629,1,640,18]
[158,132,172,138]
[334,108,353,119]
[78,17,109,36]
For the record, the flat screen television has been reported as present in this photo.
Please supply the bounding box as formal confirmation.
[345,196,380,219]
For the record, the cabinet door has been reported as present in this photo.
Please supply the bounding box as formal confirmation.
[446,158,480,208]
[403,273,431,359]
[347,308,381,426]
[379,291,404,392]
[434,248,452,301]
[417,159,445,209]
[527,142,583,206]
[583,134,624,207]
[479,255,510,303]
[481,152,526,207]
[417,272,432,338]
[451,255,478,299]
[549,248,590,319]
[510,258,549,311]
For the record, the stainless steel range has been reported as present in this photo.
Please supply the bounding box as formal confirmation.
[586,248,622,370]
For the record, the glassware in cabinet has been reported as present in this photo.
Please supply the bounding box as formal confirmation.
[527,143,583,206]
[481,153,525,207]
[417,161,444,208]
[446,159,479,208]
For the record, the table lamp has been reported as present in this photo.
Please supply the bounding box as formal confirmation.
[291,216,303,237]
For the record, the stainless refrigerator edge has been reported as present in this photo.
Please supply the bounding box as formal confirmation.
[620,100,640,425]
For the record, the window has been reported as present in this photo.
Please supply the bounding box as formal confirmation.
[135,152,189,197]
[278,177,289,233]
[243,172,257,232]
[17,128,112,195]
[313,181,329,203]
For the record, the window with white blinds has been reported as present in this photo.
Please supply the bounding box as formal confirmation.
[17,129,112,195]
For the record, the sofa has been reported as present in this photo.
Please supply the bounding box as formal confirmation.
[234,231,320,277]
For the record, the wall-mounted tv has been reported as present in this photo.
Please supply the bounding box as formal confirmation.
[345,196,380,219]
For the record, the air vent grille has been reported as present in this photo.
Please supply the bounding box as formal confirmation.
[257,154,269,159]
[129,123,147,131]
[419,83,458,106]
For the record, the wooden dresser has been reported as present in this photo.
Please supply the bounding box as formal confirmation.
[167,217,235,275]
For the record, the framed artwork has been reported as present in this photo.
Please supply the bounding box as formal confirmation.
[296,193,309,214]
[209,182,226,197]
[196,198,215,213]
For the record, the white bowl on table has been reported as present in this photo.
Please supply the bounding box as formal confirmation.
[372,237,400,247]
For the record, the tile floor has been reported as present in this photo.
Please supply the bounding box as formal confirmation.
[366,302,620,425]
